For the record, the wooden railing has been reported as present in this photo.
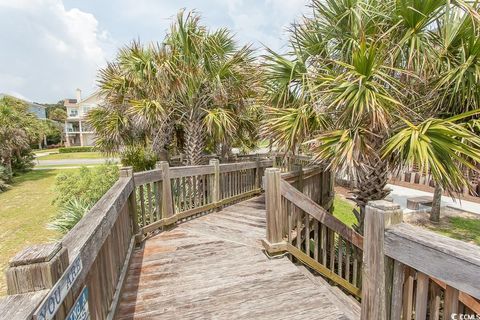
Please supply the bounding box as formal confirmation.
[262,168,362,297]
[263,168,480,320]
[0,159,276,320]
[359,201,480,319]
[0,167,137,320]
[133,159,272,235]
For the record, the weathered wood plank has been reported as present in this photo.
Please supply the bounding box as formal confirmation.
[117,196,359,320]
[385,223,480,299]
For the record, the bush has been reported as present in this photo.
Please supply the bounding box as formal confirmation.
[47,199,91,234]
[54,164,119,209]
[11,150,35,173]
[120,145,157,172]
[58,146,94,153]
[0,165,12,193]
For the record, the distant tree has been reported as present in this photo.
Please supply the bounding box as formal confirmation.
[48,108,67,122]
[0,96,40,172]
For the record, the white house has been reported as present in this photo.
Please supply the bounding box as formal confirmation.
[64,89,103,147]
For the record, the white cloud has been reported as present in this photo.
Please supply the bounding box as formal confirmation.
[0,0,113,102]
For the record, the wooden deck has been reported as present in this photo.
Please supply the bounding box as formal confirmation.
[117,196,360,319]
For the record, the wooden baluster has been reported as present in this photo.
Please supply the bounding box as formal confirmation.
[159,161,174,222]
[154,181,161,220]
[288,200,293,244]
[321,224,327,265]
[139,185,146,226]
[146,182,153,221]
[352,247,358,287]
[313,220,319,261]
[444,286,459,319]
[428,281,441,320]
[329,231,335,272]
[209,159,220,209]
[345,242,350,282]
[305,212,310,256]
[415,272,429,320]
[402,267,414,320]
[296,207,302,249]
[337,236,343,278]
[390,260,405,320]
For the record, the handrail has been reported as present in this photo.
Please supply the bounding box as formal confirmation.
[262,168,361,296]
[361,201,480,320]
[280,180,363,249]
[134,159,272,235]
[385,223,480,300]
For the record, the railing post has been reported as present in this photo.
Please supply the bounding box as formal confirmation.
[6,242,69,295]
[209,159,221,208]
[120,166,139,235]
[255,156,263,189]
[261,168,286,255]
[293,164,303,193]
[158,161,174,221]
[361,200,403,320]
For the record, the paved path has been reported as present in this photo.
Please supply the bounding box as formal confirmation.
[117,196,359,320]
[387,184,480,215]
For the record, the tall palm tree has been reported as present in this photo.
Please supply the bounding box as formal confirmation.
[263,0,480,231]
[89,10,260,166]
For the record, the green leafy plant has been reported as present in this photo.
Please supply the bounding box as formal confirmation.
[120,145,157,172]
[47,198,91,234]
[54,164,119,208]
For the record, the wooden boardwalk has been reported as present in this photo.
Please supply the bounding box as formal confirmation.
[117,196,360,319]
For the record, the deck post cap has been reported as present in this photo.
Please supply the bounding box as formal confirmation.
[367,200,401,211]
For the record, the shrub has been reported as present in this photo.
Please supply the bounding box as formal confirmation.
[120,145,157,172]
[54,164,119,209]
[11,150,34,173]
[47,199,91,234]
[0,165,12,193]
[58,146,94,153]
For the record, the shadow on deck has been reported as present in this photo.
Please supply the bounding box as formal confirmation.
[117,196,360,319]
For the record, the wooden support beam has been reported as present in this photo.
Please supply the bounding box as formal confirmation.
[6,242,69,295]
[120,166,139,236]
[361,200,403,320]
[209,159,220,208]
[158,161,174,221]
[262,168,285,254]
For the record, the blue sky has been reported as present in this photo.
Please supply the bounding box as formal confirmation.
[0,0,308,103]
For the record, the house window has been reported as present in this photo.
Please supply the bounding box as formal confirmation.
[69,109,78,117]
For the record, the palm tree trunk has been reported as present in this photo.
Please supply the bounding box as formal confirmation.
[350,160,391,234]
[430,183,443,223]
[184,116,205,165]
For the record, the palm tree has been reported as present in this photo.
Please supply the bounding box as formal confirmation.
[263,0,480,231]
[0,97,39,172]
[164,11,260,165]
[90,10,260,166]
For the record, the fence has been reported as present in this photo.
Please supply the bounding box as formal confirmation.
[262,168,361,297]
[263,167,480,320]
[0,158,275,320]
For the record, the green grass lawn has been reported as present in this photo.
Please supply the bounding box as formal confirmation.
[0,170,73,295]
[333,195,357,228]
[36,151,106,160]
[425,217,480,246]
